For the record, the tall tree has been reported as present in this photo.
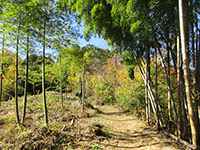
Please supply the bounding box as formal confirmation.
[42,16,48,127]
[59,53,64,108]
[15,21,20,124]
[178,0,199,147]
[22,31,30,124]
[145,47,151,125]
[154,48,160,130]
[0,32,5,104]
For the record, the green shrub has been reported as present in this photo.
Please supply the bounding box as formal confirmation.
[92,78,115,104]
[115,77,145,113]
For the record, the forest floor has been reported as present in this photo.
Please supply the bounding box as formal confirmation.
[0,92,183,150]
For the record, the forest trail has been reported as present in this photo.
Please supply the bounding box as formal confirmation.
[0,96,182,149]
[80,104,180,150]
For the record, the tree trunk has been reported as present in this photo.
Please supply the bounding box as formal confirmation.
[155,48,160,130]
[81,66,85,112]
[146,48,151,124]
[178,0,199,147]
[15,23,20,124]
[59,53,63,108]
[138,58,163,126]
[167,44,172,121]
[176,35,189,139]
[42,19,48,127]
[145,69,149,123]
[22,32,29,124]
[0,33,5,104]
[191,23,195,68]
[158,48,178,123]
[177,35,182,138]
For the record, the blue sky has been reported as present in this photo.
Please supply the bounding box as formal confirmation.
[78,36,109,49]
[76,22,109,49]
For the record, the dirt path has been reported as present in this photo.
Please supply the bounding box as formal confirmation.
[0,98,182,149]
[81,104,180,150]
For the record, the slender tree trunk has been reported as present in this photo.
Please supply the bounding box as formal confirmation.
[158,48,178,122]
[176,35,182,137]
[15,23,20,124]
[22,32,29,124]
[138,58,163,126]
[167,44,172,121]
[181,69,190,141]
[0,33,5,104]
[191,23,195,68]
[155,48,160,130]
[81,66,85,112]
[176,35,189,139]
[42,19,48,127]
[179,0,199,147]
[146,48,151,124]
[145,71,149,123]
[59,53,63,108]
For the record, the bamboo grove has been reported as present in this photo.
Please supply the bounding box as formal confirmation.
[0,0,200,149]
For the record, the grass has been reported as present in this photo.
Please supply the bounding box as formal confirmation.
[0,92,77,149]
